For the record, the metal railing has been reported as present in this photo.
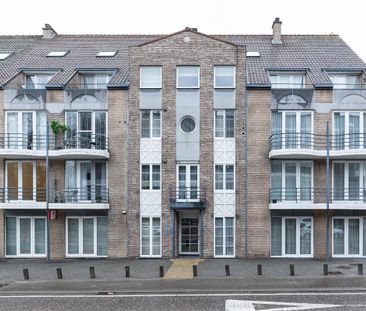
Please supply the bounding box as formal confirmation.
[169,187,206,203]
[0,133,109,151]
[270,187,366,204]
[270,132,366,152]
[0,187,109,203]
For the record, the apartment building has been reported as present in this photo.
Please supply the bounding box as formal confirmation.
[0,19,364,259]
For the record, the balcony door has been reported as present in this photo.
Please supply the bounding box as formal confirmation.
[177,164,199,201]
[179,215,199,255]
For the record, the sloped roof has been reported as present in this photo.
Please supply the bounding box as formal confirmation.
[0,30,364,88]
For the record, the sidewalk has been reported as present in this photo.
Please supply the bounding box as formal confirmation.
[0,258,365,282]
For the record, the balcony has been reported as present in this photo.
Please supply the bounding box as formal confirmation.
[269,187,366,210]
[4,88,46,108]
[269,133,366,159]
[169,187,207,209]
[0,133,109,159]
[0,187,109,209]
[333,88,366,105]
[64,88,107,107]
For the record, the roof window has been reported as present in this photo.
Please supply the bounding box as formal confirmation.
[0,52,12,60]
[47,51,69,57]
[96,51,117,57]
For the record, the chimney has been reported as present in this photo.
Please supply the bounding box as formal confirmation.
[42,24,57,39]
[272,17,283,45]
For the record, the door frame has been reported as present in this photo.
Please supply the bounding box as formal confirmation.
[178,211,200,255]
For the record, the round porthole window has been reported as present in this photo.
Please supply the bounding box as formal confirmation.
[180,116,196,133]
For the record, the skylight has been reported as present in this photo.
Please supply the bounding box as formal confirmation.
[0,53,12,60]
[97,51,117,57]
[246,51,260,57]
[47,51,69,57]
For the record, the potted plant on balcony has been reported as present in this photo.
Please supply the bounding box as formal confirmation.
[51,121,68,149]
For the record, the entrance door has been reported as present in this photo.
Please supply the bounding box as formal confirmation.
[180,217,199,255]
[177,165,199,200]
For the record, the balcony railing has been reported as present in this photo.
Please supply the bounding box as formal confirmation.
[270,132,366,152]
[0,187,109,203]
[270,187,366,204]
[169,187,206,203]
[0,133,109,151]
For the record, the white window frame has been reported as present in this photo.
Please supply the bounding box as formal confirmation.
[332,217,364,257]
[214,110,235,139]
[80,73,112,89]
[328,74,361,89]
[140,216,161,258]
[140,66,162,89]
[24,73,54,89]
[176,164,200,202]
[214,217,235,258]
[5,216,47,258]
[141,164,161,191]
[271,217,313,258]
[214,164,235,192]
[332,161,366,201]
[65,216,107,258]
[140,110,161,139]
[176,66,200,89]
[271,161,314,202]
[269,74,306,89]
[214,66,236,88]
[332,111,366,149]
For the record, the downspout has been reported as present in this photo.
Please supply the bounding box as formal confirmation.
[244,83,248,257]
[126,88,131,258]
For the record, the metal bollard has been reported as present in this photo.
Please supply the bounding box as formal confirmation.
[225,264,230,276]
[89,266,96,279]
[193,265,198,277]
[125,266,130,278]
[56,267,63,279]
[289,264,295,276]
[323,264,328,276]
[159,266,164,278]
[257,264,262,276]
[358,264,363,275]
[23,268,29,280]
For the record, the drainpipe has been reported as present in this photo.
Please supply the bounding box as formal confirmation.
[172,209,175,258]
[46,121,50,263]
[243,81,248,257]
[325,122,330,261]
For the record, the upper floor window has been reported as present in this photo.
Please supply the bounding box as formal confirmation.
[215,164,234,190]
[81,74,111,89]
[140,67,162,89]
[215,110,234,138]
[176,66,199,88]
[25,74,53,89]
[214,66,235,88]
[141,110,161,138]
[270,74,306,89]
[141,164,161,190]
[271,111,312,150]
[329,74,361,89]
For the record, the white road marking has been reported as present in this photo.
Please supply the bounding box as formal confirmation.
[225,300,340,310]
[225,300,255,311]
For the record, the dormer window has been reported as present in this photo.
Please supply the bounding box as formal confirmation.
[25,74,54,89]
[329,74,361,89]
[81,74,112,89]
[270,73,306,89]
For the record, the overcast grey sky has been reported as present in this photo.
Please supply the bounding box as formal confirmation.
[1,0,366,61]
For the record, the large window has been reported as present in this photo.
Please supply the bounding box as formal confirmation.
[214,66,235,88]
[215,110,235,138]
[140,67,162,89]
[66,217,108,257]
[6,111,46,150]
[215,165,234,190]
[64,161,107,202]
[141,165,161,190]
[271,217,313,257]
[333,161,366,201]
[81,74,112,89]
[270,161,313,202]
[176,66,199,88]
[329,74,361,89]
[270,74,306,89]
[141,110,161,138]
[25,74,54,89]
[271,111,312,150]
[6,216,46,257]
[65,111,107,149]
[141,217,161,257]
[333,217,366,257]
[214,217,235,257]
[6,160,46,202]
[333,112,366,150]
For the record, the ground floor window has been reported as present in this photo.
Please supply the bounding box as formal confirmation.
[141,217,161,257]
[66,217,107,257]
[6,216,46,257]
[271,217,313,257]
[333,217,366,257]
[214,217,235,257]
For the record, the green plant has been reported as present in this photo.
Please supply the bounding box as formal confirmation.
[50,121,68,135]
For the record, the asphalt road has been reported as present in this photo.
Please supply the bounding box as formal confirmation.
[0,292,365,311]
